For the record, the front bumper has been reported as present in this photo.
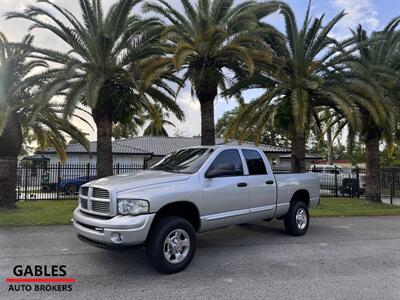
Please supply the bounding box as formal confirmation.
[72,208,155,247]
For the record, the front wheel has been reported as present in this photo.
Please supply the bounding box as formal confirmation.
[284,201,310,236]
[146,217,196,274]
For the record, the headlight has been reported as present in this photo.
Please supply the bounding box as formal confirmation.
[117,199,149,216]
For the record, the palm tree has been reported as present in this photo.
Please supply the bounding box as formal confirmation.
[143,0,280,145]
[333,19,400,202]
[0,33,88,209]
[225,2,360,172]
[311,108,350,165]
[143,104,175,136]
[7,0,184,178]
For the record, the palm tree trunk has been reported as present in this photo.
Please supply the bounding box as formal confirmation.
[197,88,217,146]
[364,131,381,203]
[291,131,306,173]
[0,110,23,209]
[93,107,113,178]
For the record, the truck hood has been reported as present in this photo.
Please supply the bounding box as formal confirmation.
[86,170,190,192]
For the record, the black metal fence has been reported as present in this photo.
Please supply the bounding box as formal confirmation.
[16,162,145,201]
[272,165,400,202]
[16,162,400,202]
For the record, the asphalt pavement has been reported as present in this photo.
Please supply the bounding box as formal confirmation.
[1,216,400,300]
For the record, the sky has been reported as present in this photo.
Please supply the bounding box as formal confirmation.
[1,0,399,141]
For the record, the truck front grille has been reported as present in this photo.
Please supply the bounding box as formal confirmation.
[81,187,88,196]
[80,198,88,209]
[91,200,110,214]
[79,187,112,216]
[92,188,109,199]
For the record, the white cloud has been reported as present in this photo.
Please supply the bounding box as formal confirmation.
[168,88,201,137]
[330,0,379,39]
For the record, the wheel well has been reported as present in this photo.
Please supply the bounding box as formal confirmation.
[291,190,310,207]
[153,201,200,231]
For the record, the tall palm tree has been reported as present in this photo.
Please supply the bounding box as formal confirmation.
[0,33,89,209]
[143,0,280,145]
[7,0,184,178]
[334,19,400,202]
[225,2,360,172]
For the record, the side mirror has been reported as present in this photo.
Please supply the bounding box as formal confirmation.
[205,164,235,178]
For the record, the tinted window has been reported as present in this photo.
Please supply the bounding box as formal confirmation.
[151,148,214,174]
[208,149,243,176]
[243,150,267,175]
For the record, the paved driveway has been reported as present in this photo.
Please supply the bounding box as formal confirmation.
[1,217,400,299]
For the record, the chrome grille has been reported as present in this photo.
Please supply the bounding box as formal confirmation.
[92,188,109,199]
[80,198,88,209]
[81,187,88,196]
[91,200,110,214]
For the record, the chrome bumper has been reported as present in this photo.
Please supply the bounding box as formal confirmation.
[72,208,155,246]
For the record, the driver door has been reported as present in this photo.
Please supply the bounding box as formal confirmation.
[201,149,249,231]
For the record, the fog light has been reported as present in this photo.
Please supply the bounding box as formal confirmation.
[110,232,123,244]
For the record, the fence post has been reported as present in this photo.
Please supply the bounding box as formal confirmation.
[86,163,90,182]
[56,162,61,201]
[117,163,120,175]
[24,163,28,201]
[355,166,360,198]
[390,168,395,205]
[334,166,338,197]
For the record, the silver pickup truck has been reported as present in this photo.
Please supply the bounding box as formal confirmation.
[73,146,320,273]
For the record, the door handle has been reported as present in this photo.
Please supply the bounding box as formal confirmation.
[237,182,247,187]
[266,180,274,185]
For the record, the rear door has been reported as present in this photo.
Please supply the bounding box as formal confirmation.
[242,149,276,220]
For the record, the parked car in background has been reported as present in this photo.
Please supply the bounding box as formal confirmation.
[310,164,365,195]
[59,176,97,195]
[73,146,320,273]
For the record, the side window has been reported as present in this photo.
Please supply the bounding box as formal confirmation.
[242,150,267,175]
[208,150,243,176]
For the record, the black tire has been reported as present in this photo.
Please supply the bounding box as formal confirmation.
[41,185,51,192]
[146,217,196,274]
[284,201,310,236]
[64,183,78,195]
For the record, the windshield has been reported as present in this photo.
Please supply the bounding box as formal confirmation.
[150,148,214,174]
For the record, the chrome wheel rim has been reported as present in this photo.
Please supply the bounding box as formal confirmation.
[295,208,308,230]
[163,229,190,264]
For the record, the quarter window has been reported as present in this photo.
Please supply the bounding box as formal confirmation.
[243,150,267,175]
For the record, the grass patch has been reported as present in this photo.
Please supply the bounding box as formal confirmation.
[0,200,76,227]
[1,197,400,227]
[311,197,400,217]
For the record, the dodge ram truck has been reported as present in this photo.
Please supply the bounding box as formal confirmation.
[73,146,320,273]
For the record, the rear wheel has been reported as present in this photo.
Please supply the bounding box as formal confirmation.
[284,201,310,236]
[146,217,196,274]
[64,183,78,195]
